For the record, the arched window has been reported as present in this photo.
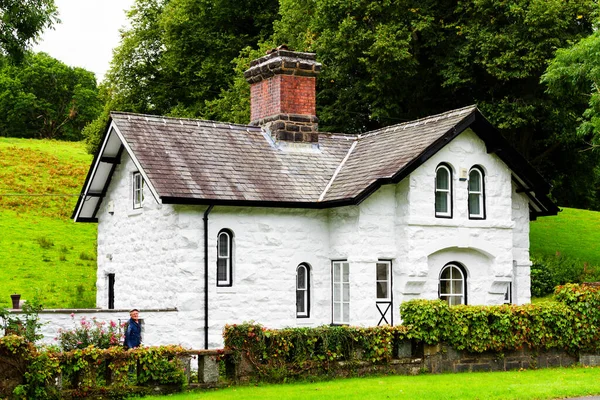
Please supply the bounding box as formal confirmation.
[439,263,466,305]
[435,164,452,218]
[217,229,233,286]
[468,166,485,219]
[296,263,310,318]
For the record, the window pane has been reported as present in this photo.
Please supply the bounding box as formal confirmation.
[342,263,349,282]
[469,193,480,215]
[436,168,449,190]
[333,285,340,302]
[297,267,306,289]
[435,192,448,213]
[333,263,340,282]
[452,279,463,295]
[334,303,340,322]
[377,282,388,299]
[449,296,462,306]
[218,234,229,257]
[297,291,305,313]
[376,263,388,280]
[217,259,227,281]
[343,304,350,322]
[440,279,450,294]
[343,283,350,302]
[469,171,481,191]
[441,267,451,280]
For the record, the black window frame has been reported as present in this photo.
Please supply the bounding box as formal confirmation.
[438,262,468,305]
[435,163,453,219]
[296,263,311,318]
[468,165,486,220]
[216,229,233,287]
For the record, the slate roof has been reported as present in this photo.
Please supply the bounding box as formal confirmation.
[72,105,559,221]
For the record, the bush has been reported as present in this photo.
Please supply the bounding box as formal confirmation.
[56,315,123,351]
[0,298,45,343]
[224,322,410,381]
[400,285,600,354]
[530,254,600,297]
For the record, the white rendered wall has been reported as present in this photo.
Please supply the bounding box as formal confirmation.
[94,129,533,348]
[396,129,529,308]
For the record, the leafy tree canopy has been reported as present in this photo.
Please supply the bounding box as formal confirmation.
[0,0,59,61]
[0,52,101,140]
[89,0,600,209]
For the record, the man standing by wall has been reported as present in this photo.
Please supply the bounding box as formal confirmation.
[124,308,142,349]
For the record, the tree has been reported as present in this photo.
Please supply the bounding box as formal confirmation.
[0,0,59,61]
[543,29,600,150]
[0,52,101,140]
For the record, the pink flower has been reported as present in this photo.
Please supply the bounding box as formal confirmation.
[110,321,117,328]
[70,313,75,318]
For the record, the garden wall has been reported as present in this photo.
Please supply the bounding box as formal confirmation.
[5,308,181,346]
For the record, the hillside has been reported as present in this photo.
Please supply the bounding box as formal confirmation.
[0,138,96,308]
[530,207,600,267]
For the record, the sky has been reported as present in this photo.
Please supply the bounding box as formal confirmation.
[33,0,135,82]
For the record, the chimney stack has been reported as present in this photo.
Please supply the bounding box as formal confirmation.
[244,47,321,144]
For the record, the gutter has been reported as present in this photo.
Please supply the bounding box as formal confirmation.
[203,204,214,349]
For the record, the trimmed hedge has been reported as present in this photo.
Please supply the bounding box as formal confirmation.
[400,283,600,354]
[223,324,410,381]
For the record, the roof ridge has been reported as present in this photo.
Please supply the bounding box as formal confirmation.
[359,105,478,140]
[110,111,261,131]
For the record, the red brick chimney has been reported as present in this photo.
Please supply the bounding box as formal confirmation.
[244,47,321,143]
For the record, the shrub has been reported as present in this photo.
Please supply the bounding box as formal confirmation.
[530,254,600,297]
[0,298,45,343]
[56,315,123,351]
[224,322,410,381]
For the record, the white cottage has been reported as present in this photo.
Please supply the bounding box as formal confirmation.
[72,49,558,349]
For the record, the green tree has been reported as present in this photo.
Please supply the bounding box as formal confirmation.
[0,52,101,140]
[0,0,58,61]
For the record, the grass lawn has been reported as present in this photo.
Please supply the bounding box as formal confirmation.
[0,137,96,308]
[530,207,600,266]
[147,367,600,400]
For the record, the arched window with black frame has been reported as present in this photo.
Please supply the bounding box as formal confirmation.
[435,163,453,218]
[439,263,467,305]
[296,263,310,318]
[217,229,233,287]
[468,166,486,219]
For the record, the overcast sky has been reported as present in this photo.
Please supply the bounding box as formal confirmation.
[33,0,135,82]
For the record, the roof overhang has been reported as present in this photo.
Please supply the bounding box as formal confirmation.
[71,118,161,222]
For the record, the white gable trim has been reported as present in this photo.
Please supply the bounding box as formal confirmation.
[73,121,162,222]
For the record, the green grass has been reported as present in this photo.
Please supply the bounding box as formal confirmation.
[147,367,600,400]
[0,137,96,308]
[530,207,600,267]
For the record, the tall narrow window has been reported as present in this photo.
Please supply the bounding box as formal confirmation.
[296,263,310,318]
[332,261,350,324]
[376,261,391,301]
[439,263,466,305]
[435,164,452,218]
[133,172,144,209]
[468,166,485,219]
[108,273,115,310]
[217,229,233,286]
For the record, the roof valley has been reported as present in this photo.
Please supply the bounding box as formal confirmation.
[318,140,358,202]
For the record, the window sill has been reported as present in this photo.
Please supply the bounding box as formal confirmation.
[216,287,236,294]
[127,208,143,217]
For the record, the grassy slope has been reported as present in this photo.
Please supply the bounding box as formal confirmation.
[530,207,600,266]
[0,137,96,308]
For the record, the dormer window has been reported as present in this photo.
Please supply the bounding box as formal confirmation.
[133,172,144,209]
[435,164,452,218]
[468,166,485,219]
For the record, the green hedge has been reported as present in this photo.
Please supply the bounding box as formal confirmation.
[531,254,600,297]
[223,324,410,381]
[400,283,600,354]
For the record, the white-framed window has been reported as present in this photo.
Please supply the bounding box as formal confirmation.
[133,172,144,209]
[435,164,452,218]
[332,261,350,324]
[376,261,391,301]
[296,263,310,318]
[439,263,466,305]
[468,166,485,219]
[217,229,233,287]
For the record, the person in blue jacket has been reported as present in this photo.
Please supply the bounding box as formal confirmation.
[124,308,142,349]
